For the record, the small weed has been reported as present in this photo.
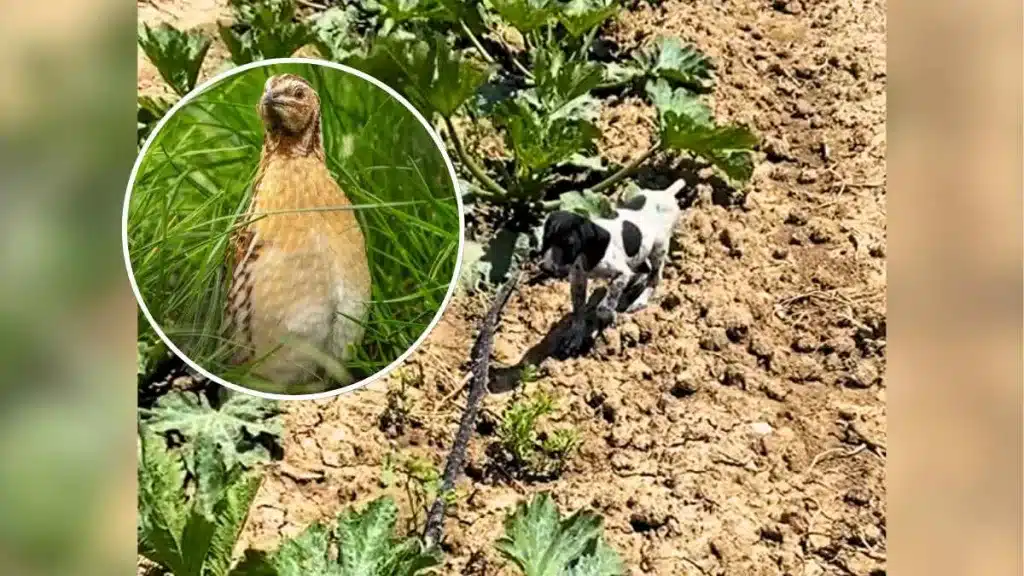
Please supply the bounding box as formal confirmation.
[496,390,580,479]
[541,428,581,462]
[378,367,422,438]
[382,452,458,532]
[519,363,540,384]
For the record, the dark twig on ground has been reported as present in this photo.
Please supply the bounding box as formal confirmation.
[423,240,529,547]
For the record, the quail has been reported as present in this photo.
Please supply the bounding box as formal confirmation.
[224,73,371,391]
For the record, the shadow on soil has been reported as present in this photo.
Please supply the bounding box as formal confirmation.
[488,281,647,394]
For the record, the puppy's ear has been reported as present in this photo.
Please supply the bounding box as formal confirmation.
[539,212,560,253]
[541,211,586,266]
[577,219,611,270]
[541,211,575,251]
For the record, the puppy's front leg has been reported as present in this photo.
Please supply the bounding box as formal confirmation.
[560,258,591,354]
[569,258,588,326]
[627,244,666,313]
[597,273,630,326]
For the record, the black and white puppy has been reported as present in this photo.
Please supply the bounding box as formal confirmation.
[537,179,684,342]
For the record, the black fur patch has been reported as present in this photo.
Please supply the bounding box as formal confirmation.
[620,194,647,211]
[632,260,652,275]
[541,211,611,271]
[581,223,611,270]
[621,220,643,257]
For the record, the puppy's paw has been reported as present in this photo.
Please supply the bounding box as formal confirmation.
[559,322,592,358]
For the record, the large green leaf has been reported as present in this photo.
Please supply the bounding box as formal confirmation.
[206,470,262,576]
[219,0,313,64]
[533,47,603,111]
[495,493,622,576]
[137,430,189,574]
[375,0,483,28]
[645,78,711,124]
[633,36,714,93]
[495,97,599,182]
[600,62,646,86]
[557,190,615,219]
[273,523,335,576]
[188,432,264,576]
[491,0,557,33]
[138,23,212,96]
[647,80,757,184]
[250,496,438,576]
[564,539,624,576]
[557,0,619,37]
[350,35,493,117]
[179,509,218,576]
[138,427,264,576]
[335,497,402,573]
[139,390,283,473]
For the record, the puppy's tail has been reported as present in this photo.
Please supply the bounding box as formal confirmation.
[647,178,686,212]
[663,178,686,197]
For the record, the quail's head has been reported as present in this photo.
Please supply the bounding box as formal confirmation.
[259,74,321,137]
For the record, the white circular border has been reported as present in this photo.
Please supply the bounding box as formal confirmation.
[124,58,465,401]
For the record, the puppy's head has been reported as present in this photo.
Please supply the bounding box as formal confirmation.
[536,211,610,276]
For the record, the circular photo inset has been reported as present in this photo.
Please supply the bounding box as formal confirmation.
[125,59,463,398]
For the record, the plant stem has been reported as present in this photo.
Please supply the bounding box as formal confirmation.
[424,263,525,547]
[574,26,601,61]
[442,116,508,197]
[510,53,535,80]
[588,140,662,194]
[466,20,533,80]
[594,78,633,92]
[459,20,496,64]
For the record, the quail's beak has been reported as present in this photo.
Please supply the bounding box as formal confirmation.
[261,91,282,109]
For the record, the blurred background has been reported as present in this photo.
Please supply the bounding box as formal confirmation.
[0,0,136,574]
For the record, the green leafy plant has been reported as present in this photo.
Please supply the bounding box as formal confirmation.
[236,497,440,575]
[492,0,557,33]
[137,429,262,576]
[138,23,213,97]
[496,492,623,576]
[219,0,313,64]
[139,0,756,226]
[631,36,715,93]
[140,427,439,576]
[131,0,757,293]
[558,0,620,38]
[497,391,579,477]
[351,34,495,118]
[139,389,284,473]
[647,79,758,185]
[287,0,757,236]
